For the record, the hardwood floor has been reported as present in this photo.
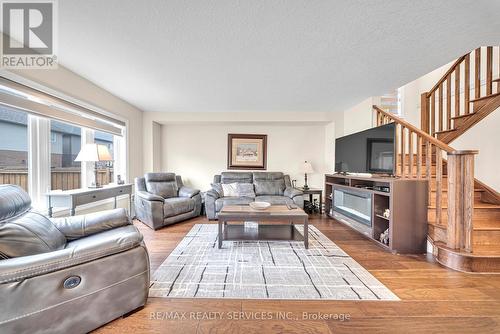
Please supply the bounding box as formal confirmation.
[95,215,500,334]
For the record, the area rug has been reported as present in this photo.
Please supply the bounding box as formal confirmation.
[149,224,399,300]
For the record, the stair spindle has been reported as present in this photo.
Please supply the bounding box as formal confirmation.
[455,66,460,118]
[486,46,493,95]
[446,75,452,129]
[438,85,443,132]
[400,126,406,177]
[431,92,435,135]
[436,148,443,224]
[475,48,481,99]
[409,131,414,177]
[465,54,470,114]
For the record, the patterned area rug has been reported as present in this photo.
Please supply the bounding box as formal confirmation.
[149,224,399,300]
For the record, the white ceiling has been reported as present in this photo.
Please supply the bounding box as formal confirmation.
[57,0,500,113]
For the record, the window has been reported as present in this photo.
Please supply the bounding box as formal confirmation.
[0,76,126,211]
[50,120,82,190]
[0,106,29,191]
[93,130,114,186]
[380,88,403,116]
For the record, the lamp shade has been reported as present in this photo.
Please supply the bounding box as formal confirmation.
[301,161,314,174]
[75,144,113,162]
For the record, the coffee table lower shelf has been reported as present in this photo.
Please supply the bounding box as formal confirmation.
[221,224,304,244]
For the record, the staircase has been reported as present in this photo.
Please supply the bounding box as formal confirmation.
[373,47,500,272]
[372,47,500,272]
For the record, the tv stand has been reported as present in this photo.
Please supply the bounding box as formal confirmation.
[325,174,428,254]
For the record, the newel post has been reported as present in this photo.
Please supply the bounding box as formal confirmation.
[446,150,478,252]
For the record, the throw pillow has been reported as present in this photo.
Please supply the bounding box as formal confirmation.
[221,183,239,197]
[211,183,224,197]
[220,183,256,198]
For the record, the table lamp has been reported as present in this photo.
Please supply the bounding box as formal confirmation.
[301,161,314,190]
[75,144,113,188]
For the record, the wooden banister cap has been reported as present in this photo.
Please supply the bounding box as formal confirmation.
[449,150,479,155]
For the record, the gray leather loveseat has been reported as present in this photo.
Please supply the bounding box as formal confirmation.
[205,172,303,220]
[0,185,149,334]
[134,173,202,230]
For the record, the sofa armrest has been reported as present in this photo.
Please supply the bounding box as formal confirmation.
[136,190,164,202]
[178,186,200,198]
[0,225,143,283]
[51,208,131,241]
[283,187,303,198]
[205,189,220,200]
[284,187,303,199]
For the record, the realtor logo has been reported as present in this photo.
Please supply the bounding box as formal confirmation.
[1,0,57,68]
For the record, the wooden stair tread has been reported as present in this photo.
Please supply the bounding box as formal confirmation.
[434,241,500,258]
[426,220,447,229]
[451,112,476,120]
[428,202,500,209]
[474,226,500,231]
[429,188,485,193]
[428,218,500,229]
[470,91,500,103]
[493,78,500,83]
[433,128,457,135]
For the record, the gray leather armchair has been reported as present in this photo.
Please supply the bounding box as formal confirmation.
[134,173,202,230]
[0,184,149,334]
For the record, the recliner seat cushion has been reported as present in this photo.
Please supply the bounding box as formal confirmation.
[255,195,295,206]
[163,197,195,217]
[0,211,66,259]
[145,173,178,199]
[215,197,254,212]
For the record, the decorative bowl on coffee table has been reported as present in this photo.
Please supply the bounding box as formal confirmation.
[249,201,271,210]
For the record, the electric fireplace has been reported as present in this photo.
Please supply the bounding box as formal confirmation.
[332,186,372,227]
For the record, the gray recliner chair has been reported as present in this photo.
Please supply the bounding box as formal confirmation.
[134,173,202,230]
[0,184,150,334]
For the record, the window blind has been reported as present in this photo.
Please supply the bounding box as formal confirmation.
[0,76,124,136]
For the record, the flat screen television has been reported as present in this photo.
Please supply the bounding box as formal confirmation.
[335,123,396,175]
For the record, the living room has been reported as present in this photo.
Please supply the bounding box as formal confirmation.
[1,1,500,334]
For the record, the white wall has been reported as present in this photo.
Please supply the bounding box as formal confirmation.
[161,123,331,191]
[453,111,500,191]
[330,97,381,140]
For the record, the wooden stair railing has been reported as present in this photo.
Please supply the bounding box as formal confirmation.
[374,105,477,253]
[420,46,500,144]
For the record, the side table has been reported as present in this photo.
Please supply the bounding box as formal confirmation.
[295,187,323,214]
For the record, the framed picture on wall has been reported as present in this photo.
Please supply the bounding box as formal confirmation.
[227,134,267,170]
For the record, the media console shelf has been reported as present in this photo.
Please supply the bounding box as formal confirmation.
[325,174,428,254]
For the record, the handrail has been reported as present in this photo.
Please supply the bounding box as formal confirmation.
[373,105,454,152]
[427,55,466,96]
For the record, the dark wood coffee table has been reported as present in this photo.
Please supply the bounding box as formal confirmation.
[217,205,309,249]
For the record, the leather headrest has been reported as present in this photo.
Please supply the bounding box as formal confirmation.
[220,172,253,184]
[145,172,176,183]
[0,185,31,223]
[253,172,284,181]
